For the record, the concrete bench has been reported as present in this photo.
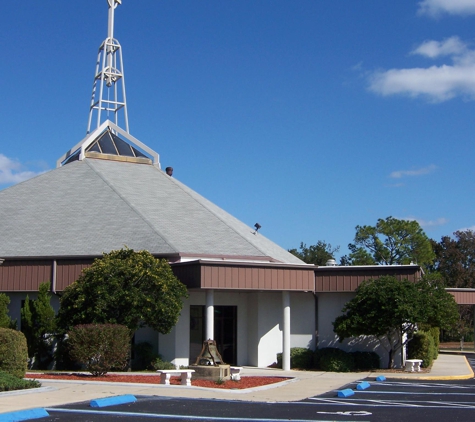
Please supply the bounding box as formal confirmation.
[156,369,195,386]
[405,359,423,372]
[230,366,243,381]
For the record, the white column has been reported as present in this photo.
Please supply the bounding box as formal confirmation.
[206,289,214,340]
[282,291,291,371]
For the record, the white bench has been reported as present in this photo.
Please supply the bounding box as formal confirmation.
[156,369,195,386]
[230,366,243,381]
[405,359,423,372]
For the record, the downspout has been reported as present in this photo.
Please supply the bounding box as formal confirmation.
[51,260,57,293]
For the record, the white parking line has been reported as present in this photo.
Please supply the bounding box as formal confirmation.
[372,381,475,389]
[357,390,475,396]
[307,397,475,409]
[46,408,348,422]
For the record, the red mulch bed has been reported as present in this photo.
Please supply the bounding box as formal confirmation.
[27,373,289,390]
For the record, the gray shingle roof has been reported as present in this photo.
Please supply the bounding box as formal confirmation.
[0,158,304,264]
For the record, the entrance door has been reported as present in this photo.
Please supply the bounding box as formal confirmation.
[189,305,237,365]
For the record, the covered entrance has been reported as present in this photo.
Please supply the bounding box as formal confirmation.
[189,305,237,365]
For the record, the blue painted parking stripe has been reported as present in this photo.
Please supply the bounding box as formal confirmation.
[0,408,49,421]
[90,394,136,407]
[45,407,360,422]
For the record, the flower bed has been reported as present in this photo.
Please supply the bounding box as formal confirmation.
[27,373,289,390]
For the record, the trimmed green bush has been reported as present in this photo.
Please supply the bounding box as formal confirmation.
[317,348,355,372]
[276,347,314,369]
[407,331,435,368]
[152,356,176,370]
[68,324,131,376]
[351,351,380,370]
[427,327,440,360]
[0,328,28,378]
[0,371,40,392]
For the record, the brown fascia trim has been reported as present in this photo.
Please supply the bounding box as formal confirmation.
[314,264,421,273]
[171,259,315,271]
[446,288,475,292]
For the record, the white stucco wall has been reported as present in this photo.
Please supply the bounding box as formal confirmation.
[248,291,316,368]
[316,292,400,368]
[158,290,316,368]
[290,292,316,351]
[254,292,283,367]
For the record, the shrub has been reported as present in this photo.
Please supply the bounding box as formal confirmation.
[427,327,440,360]
[152,356,176,370]
[0,371,40,392]
[0,328,28,378]
[317,348,355,372]
[132,342,159,370]
[0,294,17,329]
[68,324,131,376]
[407,331,435,368]
[276,347,314,369]
[352,351,380,370]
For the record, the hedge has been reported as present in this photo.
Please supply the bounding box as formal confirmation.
[0,328,28,378]
[407,331,435,368]
[68,324,131,376]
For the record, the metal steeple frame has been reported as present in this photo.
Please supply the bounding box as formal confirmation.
[87,0,129,134]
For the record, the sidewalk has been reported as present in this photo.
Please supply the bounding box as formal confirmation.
[0,354,472,414]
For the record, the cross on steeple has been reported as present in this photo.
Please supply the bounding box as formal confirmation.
[87,0,129,134]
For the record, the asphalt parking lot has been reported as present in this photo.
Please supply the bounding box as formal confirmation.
[4,353,475,422]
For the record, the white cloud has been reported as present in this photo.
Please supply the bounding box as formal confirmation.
[457,225,475,232]
[390,164,437,179]
[418,0,475,17]
[369,37,475,102]
[0,154,45,185]
[406,216,448,228]
[411,36,468,58]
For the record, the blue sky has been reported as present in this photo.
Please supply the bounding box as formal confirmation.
[1,0,475,260]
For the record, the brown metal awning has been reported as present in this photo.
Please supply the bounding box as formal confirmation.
[171,260,316,291]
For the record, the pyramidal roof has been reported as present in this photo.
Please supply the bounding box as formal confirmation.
[0,154,304,265]
[0,1,305,266]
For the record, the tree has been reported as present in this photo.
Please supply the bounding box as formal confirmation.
[342,216,435,268]
[429,230,475,345]
[0,293,17,329]
[56,248,188,334]
[289,241,339,265]
[332,275,458,369]
[430,229,475,288]
[21,282,56,368]
[20,296,35,358]
[415,274,458,330]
